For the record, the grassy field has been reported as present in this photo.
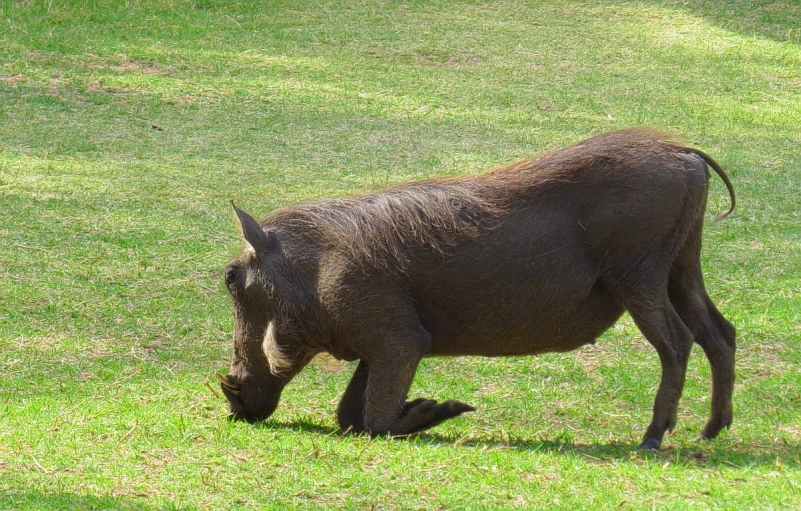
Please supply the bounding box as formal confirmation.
[1,0,800,508]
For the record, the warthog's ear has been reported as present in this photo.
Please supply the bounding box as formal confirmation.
[230,200,277,257]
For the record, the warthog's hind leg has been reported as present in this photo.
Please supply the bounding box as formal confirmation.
[669,252,736,441]
[695,297,735,440]
[623,291,694,450]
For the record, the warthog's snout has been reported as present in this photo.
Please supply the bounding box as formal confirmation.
[216,372,253,422]
[220,388,257,423]
[216,372,282,423]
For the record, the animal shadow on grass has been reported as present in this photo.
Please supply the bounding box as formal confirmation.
[0,492,160,511]
[418,433,801,469]
[261,420,800,469]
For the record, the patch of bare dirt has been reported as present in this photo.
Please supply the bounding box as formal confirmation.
[102,56,174,76]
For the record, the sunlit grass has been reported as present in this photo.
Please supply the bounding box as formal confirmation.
[1,0,800,509]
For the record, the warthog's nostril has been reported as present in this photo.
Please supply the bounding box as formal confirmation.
[218,377,253,422]
[221,388,257,423]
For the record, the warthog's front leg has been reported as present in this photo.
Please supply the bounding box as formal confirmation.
[337,360,369,432]
[389,397,476,435]
[365,354,475,436]
[338,349,473,436]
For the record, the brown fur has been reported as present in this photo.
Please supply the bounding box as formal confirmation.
[266,129,732,269]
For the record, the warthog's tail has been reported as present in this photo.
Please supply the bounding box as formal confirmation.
[690,149,736,222]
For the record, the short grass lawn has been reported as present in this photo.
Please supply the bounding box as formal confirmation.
[1,0,800,509]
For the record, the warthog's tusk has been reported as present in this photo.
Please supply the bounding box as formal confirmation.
[215,372,241,392]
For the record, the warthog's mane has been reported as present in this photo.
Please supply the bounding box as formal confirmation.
[265,129,684,268]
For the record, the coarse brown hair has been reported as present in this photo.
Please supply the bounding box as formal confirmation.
[264,128,731,268]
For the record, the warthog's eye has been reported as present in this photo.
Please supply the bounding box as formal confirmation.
[224,266,240,291]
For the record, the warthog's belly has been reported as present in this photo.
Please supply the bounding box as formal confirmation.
[409,203,627,357]
[420,279,626,357]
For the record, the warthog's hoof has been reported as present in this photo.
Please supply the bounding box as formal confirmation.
[700,415,733,440]
[446,400,477,416]
[382,398,476,436]
[403,398,476,416]
[639,438,662,450]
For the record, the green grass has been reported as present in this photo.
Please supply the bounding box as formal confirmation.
[2,0,800,508]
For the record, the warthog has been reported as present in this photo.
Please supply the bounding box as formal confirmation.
[218,128,736,450]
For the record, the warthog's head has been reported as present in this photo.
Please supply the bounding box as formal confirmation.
[219,203,315,422]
